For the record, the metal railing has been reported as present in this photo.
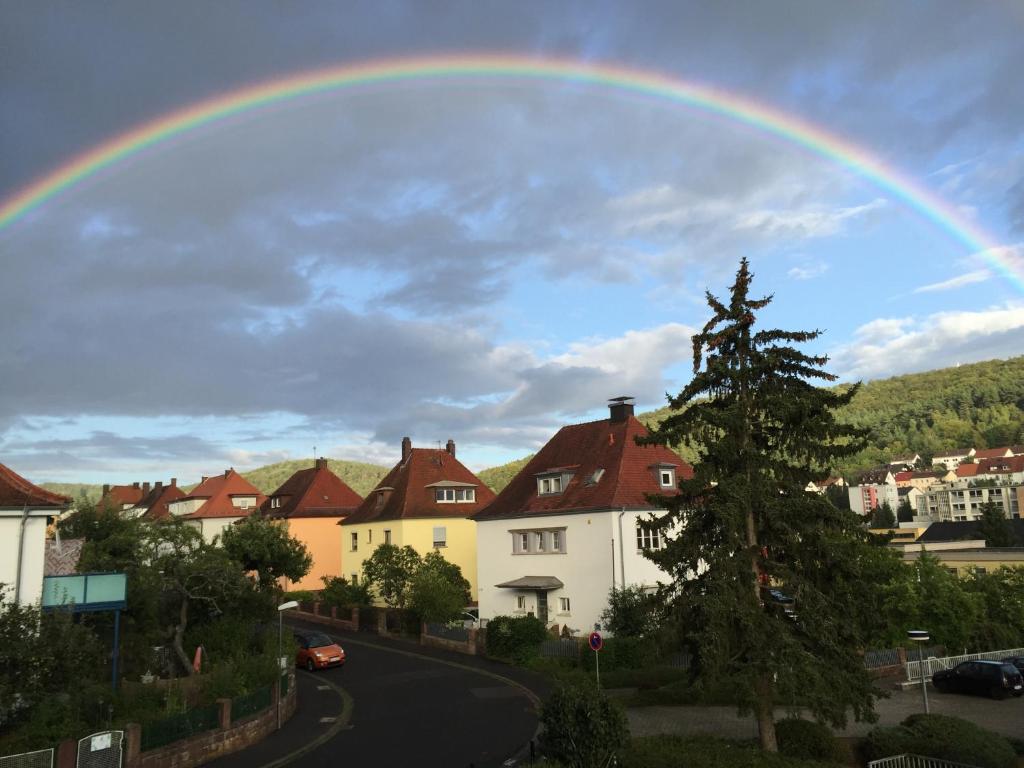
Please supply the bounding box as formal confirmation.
[0,748,54,768]
[868,754,982,768]
[231,685,272,721]
[905,646,1024,682]
[140,705,219,752]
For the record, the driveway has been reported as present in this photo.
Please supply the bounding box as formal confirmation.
[628,682,1024,740]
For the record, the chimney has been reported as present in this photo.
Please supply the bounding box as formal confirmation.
[401,436,412,462]
[445,439,456,458]
[201,476,209,484]
[102,484,110,496]
[155,481,163,490]
[142,482,151,495]
[315,457,328,470]
[224,468,231,478]
[171,478,177,487]
[132,481,140,489]
[608,396,635,423]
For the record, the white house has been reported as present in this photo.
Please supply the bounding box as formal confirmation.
[0,462,70,607]
[847,468,899,516]
[166,468,264,543]
[473,398,693,634]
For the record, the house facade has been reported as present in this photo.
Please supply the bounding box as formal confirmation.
[124,479,186,521]
[848,468,899,516]
[166,468,264,543]
[262,458,362,591]
[340,438,494,601]
[473,398,693,633]
[0,462,70,607]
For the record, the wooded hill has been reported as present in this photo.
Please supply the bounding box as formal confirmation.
[41,357,1024,500]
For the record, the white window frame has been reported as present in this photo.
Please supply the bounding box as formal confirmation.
[558,597,571,614]
[637,524,664,551]
[350,531,358,552]
[659,468,676,488]
[537,474,564,495]
[433,526,447,548]
[516,595,526,612]
[536,531,546,552]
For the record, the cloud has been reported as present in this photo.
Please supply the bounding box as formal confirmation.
[787,262,829,280]
[913,269,991,293]
[831,304,1024,381]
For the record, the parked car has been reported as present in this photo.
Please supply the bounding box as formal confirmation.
[1002,656,1024,674]
[932,659,1023,699]
[294,631,345,672]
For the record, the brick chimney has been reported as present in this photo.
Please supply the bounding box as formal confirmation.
[132,481,140,489]
[171,478,177,487]
[608,396,635,423]
[142,482,151,495]
[445,439,456,458]
[102,484,110,496]
[401,436,412,462]
[155,481,163,490]
[224,468,231,478]
[201,476,209,484]
[315,457,328,470]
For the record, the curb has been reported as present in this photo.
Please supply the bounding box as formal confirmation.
[248,670,354,768]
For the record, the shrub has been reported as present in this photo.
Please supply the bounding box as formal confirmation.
[863,714,1016,768]
[775,718,843,763]
[283,589,317,604]
[319,576,370,608]
[539,683,628,767]
[621,733,843,768]
[485,615,548,664]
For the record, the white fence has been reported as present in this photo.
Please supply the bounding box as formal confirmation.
[0,748,54,768]
[905,646,1024,682]
[868,754,981,768]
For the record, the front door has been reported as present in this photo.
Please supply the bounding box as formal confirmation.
[535,590,549,624]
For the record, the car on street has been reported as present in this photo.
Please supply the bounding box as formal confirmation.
[932,659,1023,699]
[294,631,346,671]
[1002,656,1024,674]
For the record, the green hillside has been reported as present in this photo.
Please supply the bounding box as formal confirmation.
[476,454,534,494]
[240,458,388,497]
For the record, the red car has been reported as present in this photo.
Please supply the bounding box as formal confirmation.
[294,631,345,671]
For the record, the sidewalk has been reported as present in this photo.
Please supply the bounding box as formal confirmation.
[203,671,351,768]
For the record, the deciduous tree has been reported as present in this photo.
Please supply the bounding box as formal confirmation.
[361,544,421,608]
[408,551,471,622]
[220,513,312,590]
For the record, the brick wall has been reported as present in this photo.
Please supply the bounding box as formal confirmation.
[122,673,297,768]
[420,623,479,655]
[288,604,358,631]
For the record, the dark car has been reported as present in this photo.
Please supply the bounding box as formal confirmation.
[1002,656,1024,674]
[293,631,345,672]
[932,659,1023,699]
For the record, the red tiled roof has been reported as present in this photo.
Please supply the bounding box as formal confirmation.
[474,415,693,521]
[974,447,1013,460]
[137,483,187,521]
[99,485,144,509]
[262,459,362,519]
[956,463,980,478]
[0,462,70,507]
[893,471,912,482]
[975,455,1024,475]
[179,469,265,520]
[342,446,495,525]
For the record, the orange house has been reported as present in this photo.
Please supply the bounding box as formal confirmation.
[262,458,362,591]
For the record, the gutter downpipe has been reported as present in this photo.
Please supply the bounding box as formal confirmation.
[611,538,616,592]
[14,500,29,604]
[618,508,627,590]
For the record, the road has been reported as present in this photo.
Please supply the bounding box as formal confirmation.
[212,618,544,768]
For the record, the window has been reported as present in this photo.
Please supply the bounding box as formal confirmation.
[518,532,529,552]
[552,530,562,551]
[270,497,281,509]
[434,487,477,503]
[375,492,385,510]
[516,595,526,611]
[659,468,676,488]
[637,524,664,550]
[512,528,566,554]
[559,597,571,613]
[350,532,358,551]
[384,529,392,545]
[368,529,372,544]
[433,526,447,548]
[351,573,358,585]
[537,475,563,495]
[536,532,546,551]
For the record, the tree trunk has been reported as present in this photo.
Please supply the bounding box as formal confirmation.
[171,597,195,676]
[754,674,778,751]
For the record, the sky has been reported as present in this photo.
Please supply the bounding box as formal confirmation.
[2,1,1024,484]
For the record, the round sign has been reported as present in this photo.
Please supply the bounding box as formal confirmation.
[589,631,603,652]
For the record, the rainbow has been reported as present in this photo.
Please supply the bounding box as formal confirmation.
[2,53,1021,291]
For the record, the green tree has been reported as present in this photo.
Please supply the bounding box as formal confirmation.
[320,575,372,608]
[600,585,662,639]
[825,484,851,511]
[976,502,1016,548]
[219,512,312,590]
[897,497,915,523]
[361,544,421,608]
[963,567,1024,650]
[870,501,896,529]
[538,682,629,768]
[407,551,471,622]
[639,259,882,751]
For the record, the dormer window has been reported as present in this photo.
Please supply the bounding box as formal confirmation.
[539,476,562,495]
[270,497,281,509]
[434,487,476,503]
[654,464,677,489]
[535,466,576,496]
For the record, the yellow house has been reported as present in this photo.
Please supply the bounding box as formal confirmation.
[263,458,363,591]
[340,438,495,602]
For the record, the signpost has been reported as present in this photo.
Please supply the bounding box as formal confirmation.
[589,631,603,686]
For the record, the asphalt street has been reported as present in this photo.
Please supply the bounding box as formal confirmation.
[217,618,544,768]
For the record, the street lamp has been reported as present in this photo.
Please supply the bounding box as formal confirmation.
[277,600,298,729]
[907,629,930,714]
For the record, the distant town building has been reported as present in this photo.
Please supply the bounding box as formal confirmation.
[166,468,264,543]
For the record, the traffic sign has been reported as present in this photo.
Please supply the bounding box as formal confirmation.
[589,631,603,652]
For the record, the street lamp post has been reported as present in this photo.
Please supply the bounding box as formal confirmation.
[908,629,930,714]
[277,600,299,730]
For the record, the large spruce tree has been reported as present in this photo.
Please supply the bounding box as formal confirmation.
[640,259,883,750]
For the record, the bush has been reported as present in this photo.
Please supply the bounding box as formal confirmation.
[775,718,843,763]
[863,714,1016,768]
[283,589,316,604]
[539,683,628,767]
[621,734,843,768]
[319,576,370,608]
[485,615,548,664]
[597,665,688,690]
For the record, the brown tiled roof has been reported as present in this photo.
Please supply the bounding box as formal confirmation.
[474,414,693,521]
[44,538,84,575]
[262,459,362,520]
[136,482,187,521]
[934,448,973,457]
[99,485,145,509]
[974,447,1013,460]
[342,446,494,525]
[179,469,265,520]
[893,471,912,482]
[956,463,981,478]
[0,462,70,508]
[975,455,1024,475]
